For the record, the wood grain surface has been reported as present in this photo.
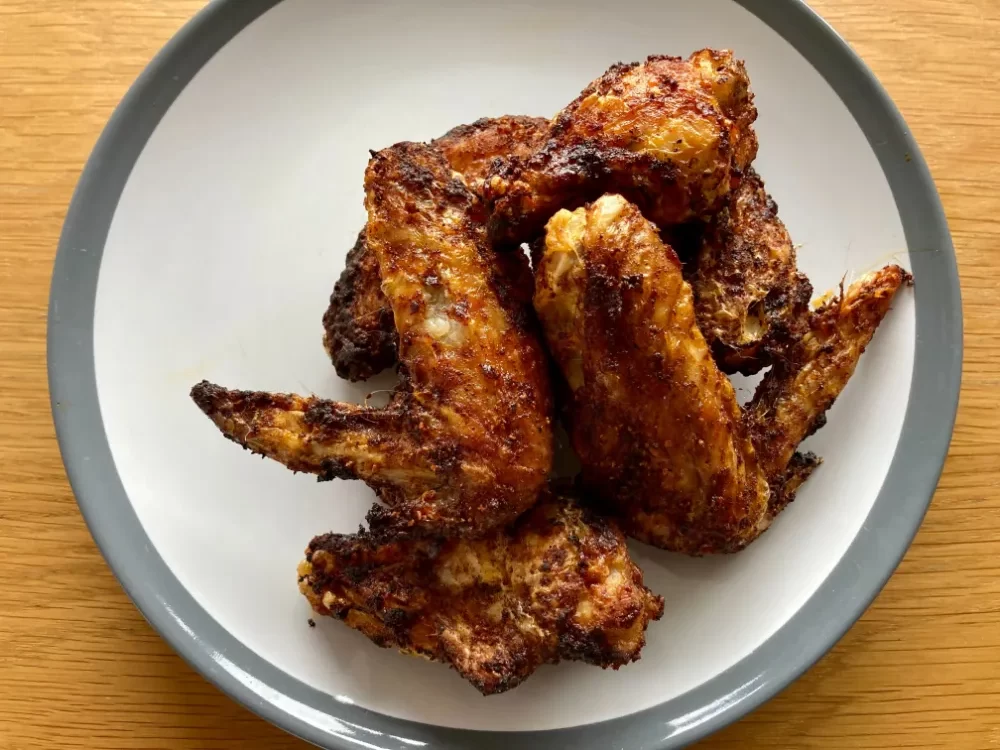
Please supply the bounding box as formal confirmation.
[1,1,997,748]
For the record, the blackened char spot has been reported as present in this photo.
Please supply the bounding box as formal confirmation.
[318,458,356,482]
[384,607,411,630]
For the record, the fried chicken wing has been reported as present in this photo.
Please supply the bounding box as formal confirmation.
[485,50,758,247]
[691,169,813,374]
[324,116,551,381]
[297,487,664,695]
[534,195,910,554]
[745,264,912,482]
[194,142,553,537]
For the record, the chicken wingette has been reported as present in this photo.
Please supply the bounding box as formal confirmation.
[534,194,910,554]
[193,142,553,537]
[298,487,664,695]
[485,49,758,247]
[691,168,813,374]
[324,116,551,381]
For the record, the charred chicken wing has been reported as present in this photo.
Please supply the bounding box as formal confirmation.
[691,168,813,374]
[297,487,664,695]
[533,194,910,554]
[744,265,912,485]
[324,116,551,381]
[486,50,758,247]
[194,142,553,537]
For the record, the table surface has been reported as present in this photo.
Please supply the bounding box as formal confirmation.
[2,1,999,748]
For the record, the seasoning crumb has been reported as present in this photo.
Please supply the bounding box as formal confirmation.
[904,152,912,162]
[307,618,316,628]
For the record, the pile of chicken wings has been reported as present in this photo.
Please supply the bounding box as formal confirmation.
[192,50,910,695]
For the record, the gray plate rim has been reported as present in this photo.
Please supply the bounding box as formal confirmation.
[47,0,962,747]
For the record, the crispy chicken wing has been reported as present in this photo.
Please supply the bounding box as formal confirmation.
[193,142,553,537]
[297,487,664,695]
[485,50,758,247]
[534,195,910,554]
[324,116,551,381]
[691,169,813,374]
[744,266,912,483]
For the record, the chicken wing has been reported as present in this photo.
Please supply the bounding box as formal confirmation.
[691,168,813,374]
[485,49,758,247]
[534,195,910,554]
[324,116,551,381]
[193,142,553,537]
[744,265,912,484]
[297,487,664,695]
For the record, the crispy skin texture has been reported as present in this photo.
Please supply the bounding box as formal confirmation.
[323,228,398,381]
[435,116,552,193]
[691,169,813,374]
[324,116,551,381]
[193,143,553,537]
[486,50,758,247]
[297,489,664,695]
[534,195,910,554]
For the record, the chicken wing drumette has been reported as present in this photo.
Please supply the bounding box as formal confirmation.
[193,142,553,537]
[690,168,813,374]
[534,194,910,554]
[485,49,758,247]
[298,487,664,695]
[324,116,551,381]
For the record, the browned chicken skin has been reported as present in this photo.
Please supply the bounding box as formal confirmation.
[193,142,553,537]
[534,195,910,554]
[485,50,758,247]
[691,168,813,374]
[298,487,664,695]
[323,228,398,381]
[434,116,552,191]
[324,116,551,381]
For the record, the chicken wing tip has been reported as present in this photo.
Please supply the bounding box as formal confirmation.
[190,380,228,416]
[190,381,305,426]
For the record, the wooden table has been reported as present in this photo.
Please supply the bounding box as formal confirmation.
[2,1,998,747]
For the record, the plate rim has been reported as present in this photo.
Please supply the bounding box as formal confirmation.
[47,0,962,747]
